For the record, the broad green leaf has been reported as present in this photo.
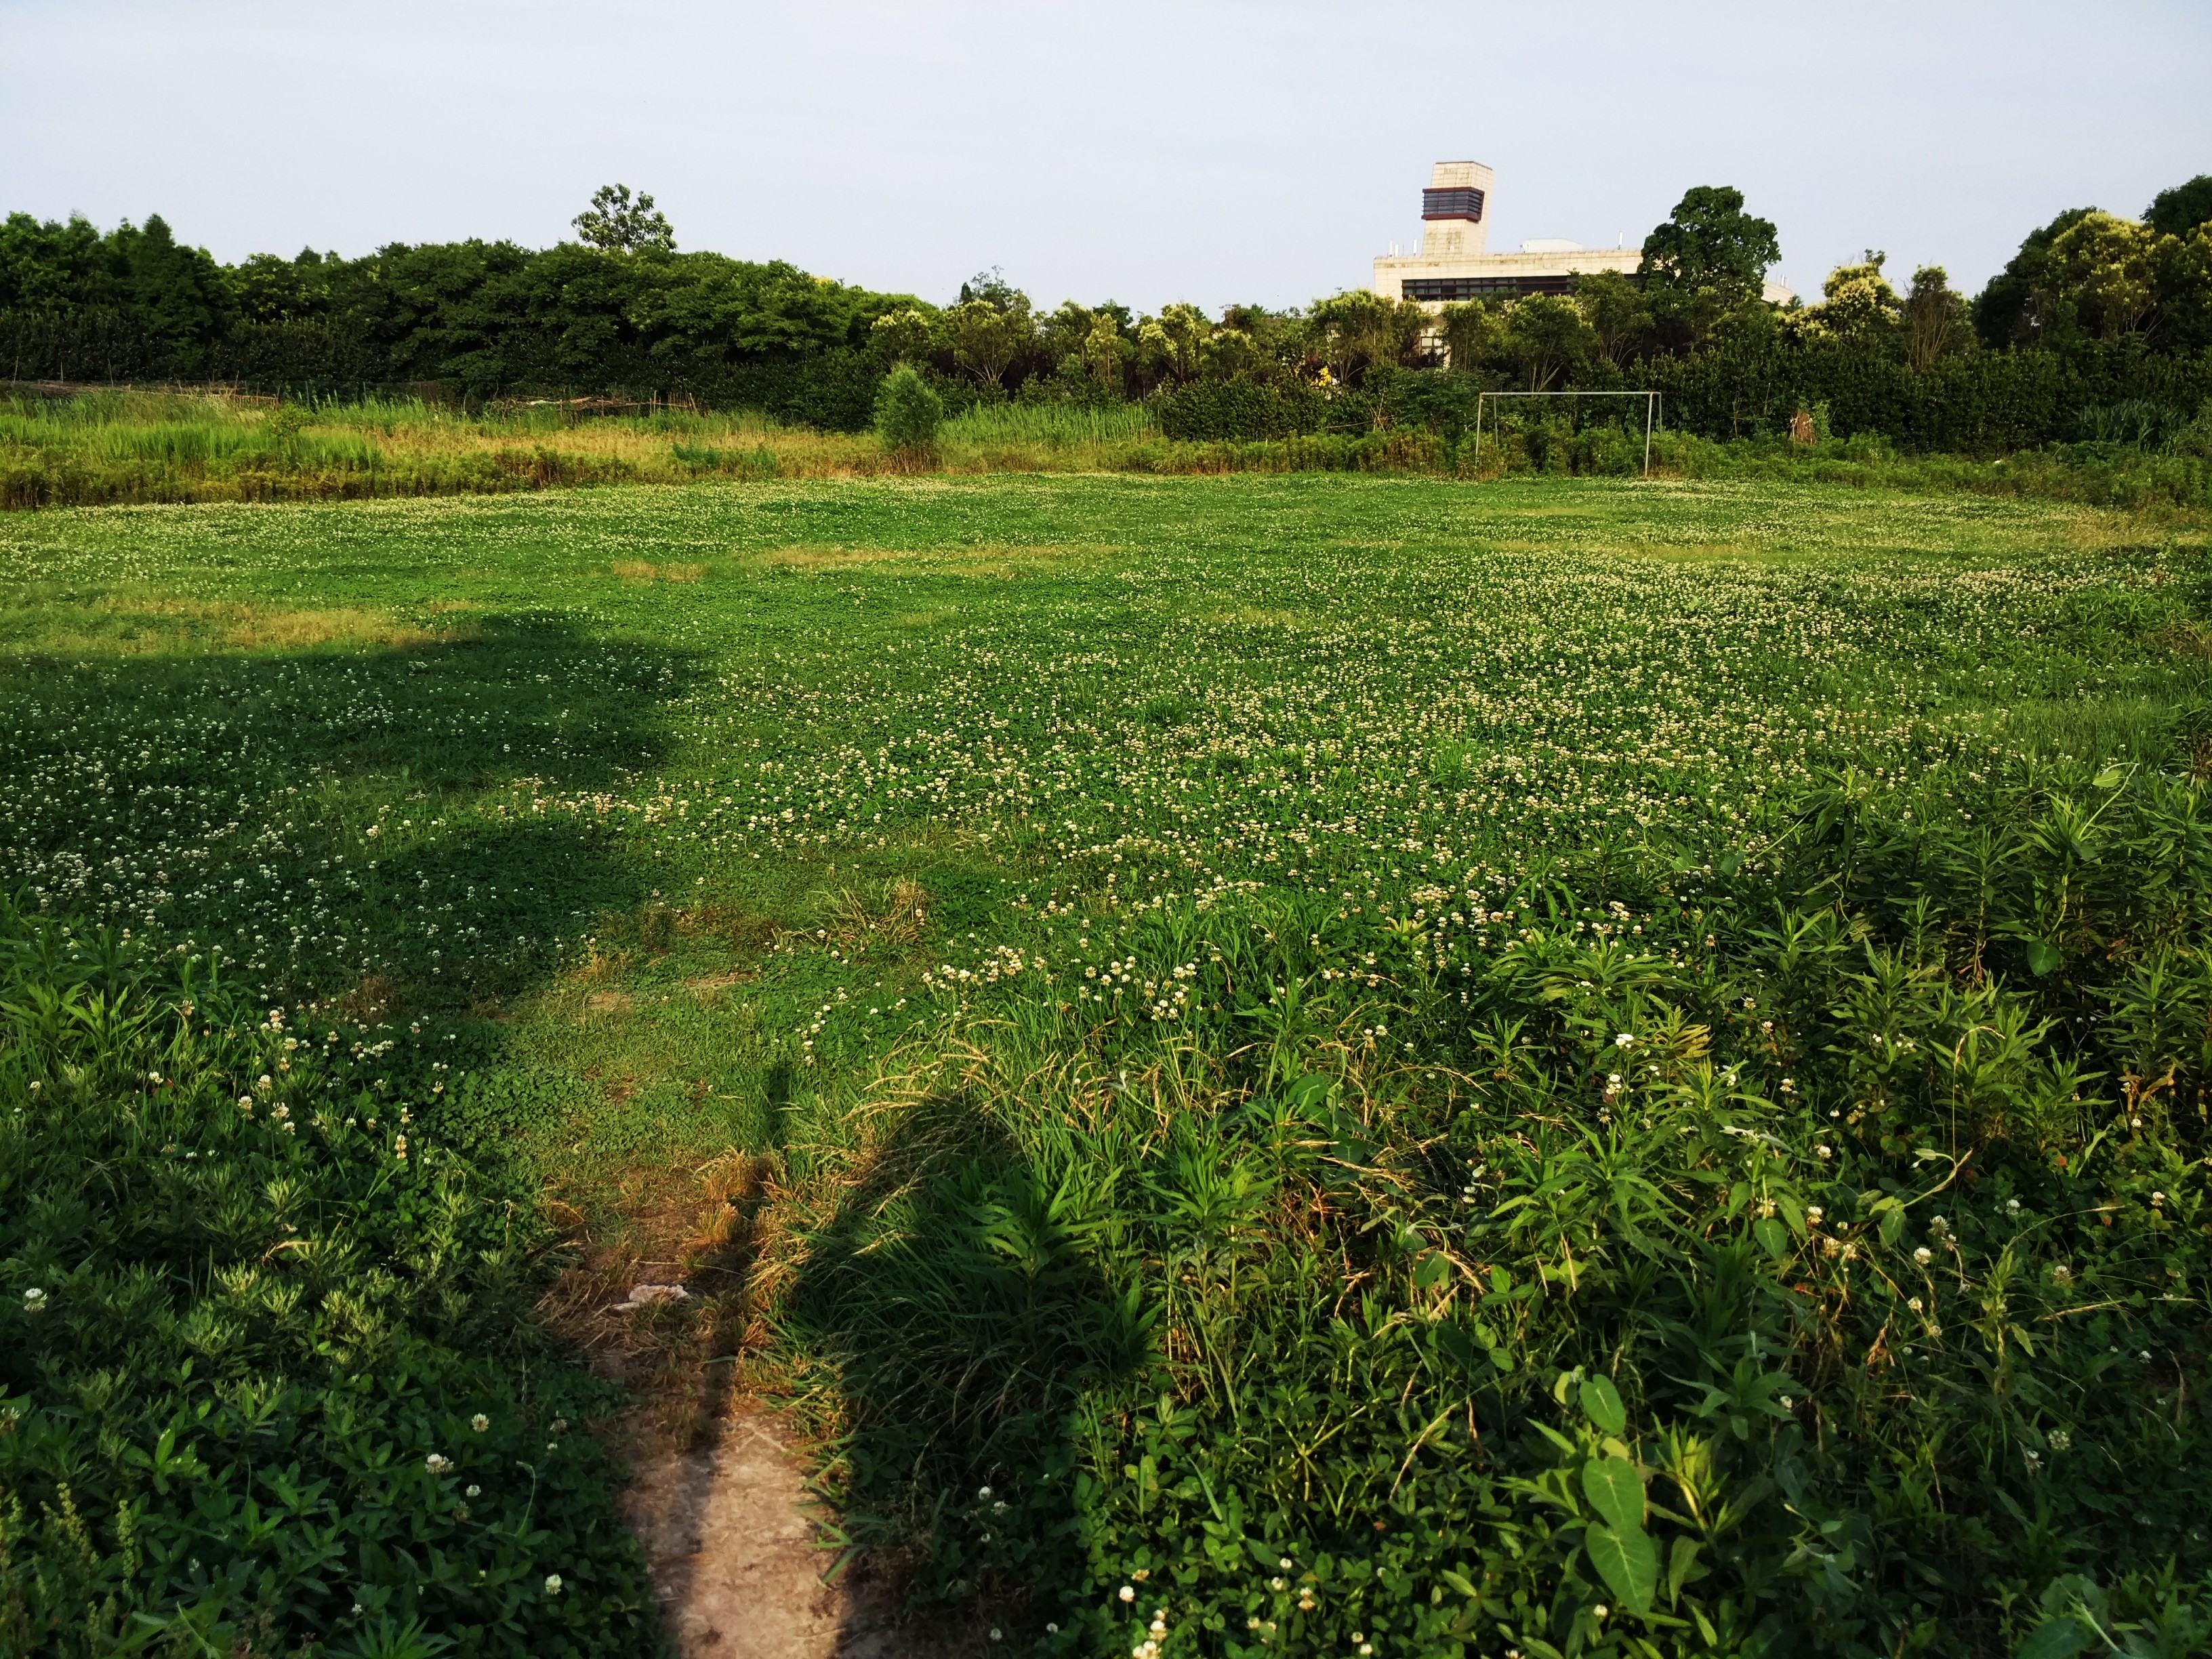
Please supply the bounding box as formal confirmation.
[2026,939,2062,977]
[1754,1216,1789,1261]
[1438,1568,1481,1600]
[1875,1200,1906,1246]
[1580,1456,1645,1536]
[1414,1250,1452,1292]
[1580,1374,1627,1435]
[2016,1616,2093,1659]
[1667,1535,1703,1603]
[1584,1522,1658,1614]
[1488,1345,1516,1374]
[2093,766,2125,790]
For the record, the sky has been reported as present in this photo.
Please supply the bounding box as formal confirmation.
[3,0,2208,314]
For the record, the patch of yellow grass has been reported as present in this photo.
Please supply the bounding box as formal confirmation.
[20,597,472,656]
[612,561,705,582]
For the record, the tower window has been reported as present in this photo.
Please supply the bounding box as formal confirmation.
[1421,187,1485,222]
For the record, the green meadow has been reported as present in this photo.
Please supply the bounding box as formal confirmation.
[4,474,2211,1657]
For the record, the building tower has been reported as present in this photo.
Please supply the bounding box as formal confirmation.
[1375,159,1792,308]
[1418,161,1494,260]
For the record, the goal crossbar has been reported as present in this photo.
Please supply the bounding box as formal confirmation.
[1473,390,1662,478]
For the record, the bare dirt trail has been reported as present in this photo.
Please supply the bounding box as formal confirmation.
[619,1405,916,1658]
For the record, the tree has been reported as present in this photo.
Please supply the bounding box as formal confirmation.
[572,184,674,254]
[1639,186,1780,302]
[1084,312,1126,385]
[1902,266,1971,369]
[2150,224,2212,353]
[1806,252,1902,340]
[1500,293,1597,391]
[1146,303,1210,384]
[2146,175,2212,240]
[1971,206,2097,347]
[1574,271,1650,365]
[870,308,935,365]
[2044,211,2156,340]
[1309,290,1430,384]
[1197,327,1260,382]
[1437,300,1501,372]
[948,298,1031,387]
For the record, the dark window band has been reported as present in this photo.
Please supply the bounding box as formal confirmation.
[1420,187,1486,222]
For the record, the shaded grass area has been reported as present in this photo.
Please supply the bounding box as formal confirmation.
[3,474,2212,1654]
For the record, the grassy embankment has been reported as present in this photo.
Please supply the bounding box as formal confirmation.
[5,388,2209,514]
[3,475,2212,1656]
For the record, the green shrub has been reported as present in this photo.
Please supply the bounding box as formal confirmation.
[0,905,657,1656]
[875,364,945,457]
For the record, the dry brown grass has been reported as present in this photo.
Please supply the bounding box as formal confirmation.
[537,1151,771,1446]
[30,596,475,657]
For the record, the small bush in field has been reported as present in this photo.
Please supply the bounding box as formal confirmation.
[874,364,943,457]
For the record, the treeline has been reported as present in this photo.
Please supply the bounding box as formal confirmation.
[5,176,2211,451]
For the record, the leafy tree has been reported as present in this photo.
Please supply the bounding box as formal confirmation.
[1437,299,1501,373]
[1971,206,2097,347]
[1807,251,1903,340]
[1574,270,1651,365]
[1309,290,1430,384]
[1147,302,1211,385]
[2044,211,2157,340]
[1639,185,1780,302]
[2150,224,2212,353]
[1195,326,1261,382]
[2146,174,2212,239]
[957,267,1024,311]
[869,307,936,365]
[1902,264,1972,369]
[571,184,674,254]
[948,297,1031,387]
[1084,311,1127,385]
[874,363,943,455]
[1501,293,1597,391]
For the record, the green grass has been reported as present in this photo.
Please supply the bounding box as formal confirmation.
[3,473,2211,1656]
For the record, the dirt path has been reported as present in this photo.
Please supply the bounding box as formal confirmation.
[619,1405,916,1658]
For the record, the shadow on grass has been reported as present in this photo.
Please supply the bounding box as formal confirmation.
[766,1089,1145,1643]
[1,611,712,1145]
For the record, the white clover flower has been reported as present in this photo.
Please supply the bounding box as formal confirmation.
[1614,1033,1634,1048]
[544,1574,562,1595]
[1119,1584,1136,1603]
[425,1453,453,1474]
[466,1483,481,1498]
[1913,1247,1933,1266]
[22,1288,47,1313]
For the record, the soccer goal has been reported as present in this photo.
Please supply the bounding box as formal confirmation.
[1472,389,1662,477]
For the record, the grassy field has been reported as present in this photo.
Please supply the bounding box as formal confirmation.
[5,473,2212,1656]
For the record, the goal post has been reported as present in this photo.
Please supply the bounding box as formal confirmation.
[1472,390,1662,478]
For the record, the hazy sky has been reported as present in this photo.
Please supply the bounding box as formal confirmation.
[4,1,2207,312]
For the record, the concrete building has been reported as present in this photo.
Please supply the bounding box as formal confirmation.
[1373,161,1793,308]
